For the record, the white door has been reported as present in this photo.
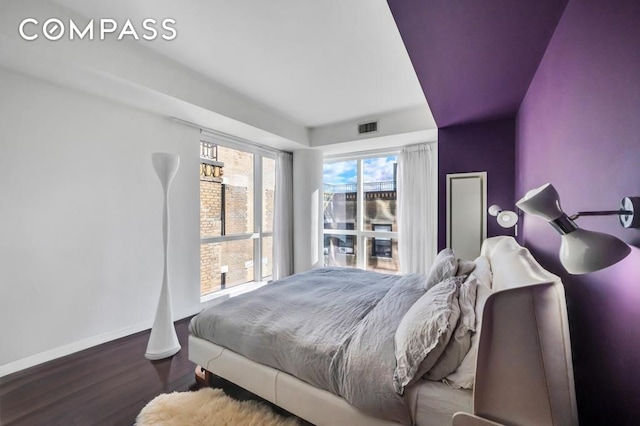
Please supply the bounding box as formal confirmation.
[446,172,487,260]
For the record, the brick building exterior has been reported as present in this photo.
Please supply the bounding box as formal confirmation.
[324,187,399,273]
[200,146,274,296]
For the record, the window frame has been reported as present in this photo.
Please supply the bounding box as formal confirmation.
[323,151,400,271]
[200,131,277,298]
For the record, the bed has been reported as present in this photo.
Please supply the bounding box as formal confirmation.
[188,236,578,426]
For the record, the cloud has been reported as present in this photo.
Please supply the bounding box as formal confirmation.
[323,160,357,184]
[324,156,398,185]
[363,155,397,183]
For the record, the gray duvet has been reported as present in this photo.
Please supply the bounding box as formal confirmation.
[189,267,428,424]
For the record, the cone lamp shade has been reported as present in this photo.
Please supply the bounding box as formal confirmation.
[559,229,631,275]
[488,204,518,228]
[497,210,518,228]
[146,153,181,360]
[517,183,564,221]
[488,204,502,217]
[517,183,631,275]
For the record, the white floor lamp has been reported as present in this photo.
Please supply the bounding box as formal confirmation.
[146,152,181,360]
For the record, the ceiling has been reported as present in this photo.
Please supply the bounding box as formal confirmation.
[52,0,431,129]
[2,0,571,150]
[388,0,569,128]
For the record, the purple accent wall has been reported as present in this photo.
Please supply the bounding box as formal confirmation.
[517,0,640,423]
[438,119,516,250]
[388,0,567,127]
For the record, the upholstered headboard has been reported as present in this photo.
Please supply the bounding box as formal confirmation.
[454,237,579,426]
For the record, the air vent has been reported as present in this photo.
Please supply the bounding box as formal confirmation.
[358,121,378,134]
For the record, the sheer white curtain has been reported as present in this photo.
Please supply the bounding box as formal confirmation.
[397,143,437,274]
[272,152,294,280]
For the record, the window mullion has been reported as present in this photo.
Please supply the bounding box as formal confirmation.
[254,153,262,282]
[201,233,258,245]
[356,159,365,270]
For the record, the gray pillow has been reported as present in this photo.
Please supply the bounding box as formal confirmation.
[424,275,477,380]
[456,260,476,277]
[458,274,478,332]
[446,281,493,389]
[425,248,458,290]
[393,276,464,394]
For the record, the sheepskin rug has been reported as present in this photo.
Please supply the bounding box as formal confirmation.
[136,387,301,426]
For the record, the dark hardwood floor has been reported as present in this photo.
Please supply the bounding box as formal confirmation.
[0,317,310,426]
[0,318,199,426]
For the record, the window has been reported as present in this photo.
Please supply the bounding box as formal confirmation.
[372,224,392,258]
[261,157,275,279]
[323,154,399,273]
[323,223,355,256]
[200,138,275,297]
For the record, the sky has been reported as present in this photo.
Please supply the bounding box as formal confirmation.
[323,155,397,185]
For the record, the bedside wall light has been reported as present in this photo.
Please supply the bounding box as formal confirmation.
[516,183,639,274]
[488,204,519,228]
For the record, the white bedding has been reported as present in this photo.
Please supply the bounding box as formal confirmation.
[190,268,438,424]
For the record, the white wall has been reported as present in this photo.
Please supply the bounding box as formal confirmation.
[292,150,324,273]
[0,67,201,375]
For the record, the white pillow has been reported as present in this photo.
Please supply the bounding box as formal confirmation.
[424,275,477,381]
[424,249,458,290]
[445,282,492,389]
[472,256,492,288]
[393,276,463,394]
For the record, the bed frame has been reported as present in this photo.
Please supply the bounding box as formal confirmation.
[189,236,578,425]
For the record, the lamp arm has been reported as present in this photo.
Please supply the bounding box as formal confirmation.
[569,210,633,221]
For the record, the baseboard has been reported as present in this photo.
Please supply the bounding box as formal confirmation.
[0,305,201,378]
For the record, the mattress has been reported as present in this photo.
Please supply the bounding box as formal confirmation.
[189,335,473,426]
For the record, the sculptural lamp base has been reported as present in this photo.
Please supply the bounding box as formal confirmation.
[144,308,181,360]
[145,345,181,361]
[147,152,181,361]
[145,347,181,361]
[144,297,181,360]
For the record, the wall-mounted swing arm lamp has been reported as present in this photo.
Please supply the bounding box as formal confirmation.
[488,204,519,228]
[516,183,640,275]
